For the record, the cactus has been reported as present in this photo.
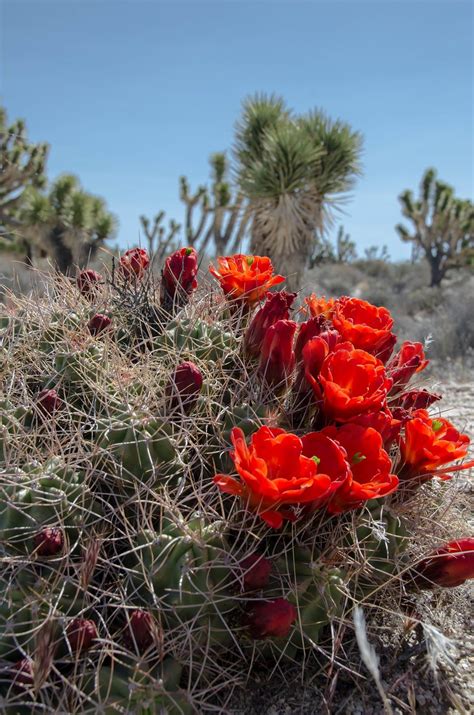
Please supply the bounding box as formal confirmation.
[0,247,472,712]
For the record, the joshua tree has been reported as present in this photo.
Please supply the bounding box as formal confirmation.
[234,94,362,290]
[396,168,474,287]
[179,152,250,255]
[0,106,48,233]
[309,225,357,268]
[21,174,116,274]
[364,244,390,262]
[139,211,181,263]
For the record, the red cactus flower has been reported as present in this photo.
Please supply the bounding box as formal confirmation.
[300,431,351,508]
[398,409,474,481]
[388,342,428,389]
[213,426,335,528]
[258,320,297,387]
[126,609,157,651]
[245,598,297,639]
[166,361,203,411]
[209,254,284,305]
[88,313,112,336]
[312,345,392,422]
[34,527,64,556]
[349,408,404,448]
[119,247,150,279]
[76,269,103,298]
[244,291,296,358]
[304,294,335,319]
[10,658,34,689]
[161,247,198,304]
[37,388,62,415]
[331,297,395,356]
[240,554,272,591]
[66,618,98,654]
[320,424,399,512]
[408,538,474,589]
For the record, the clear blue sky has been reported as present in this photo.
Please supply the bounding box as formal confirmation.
[1,0,473,258]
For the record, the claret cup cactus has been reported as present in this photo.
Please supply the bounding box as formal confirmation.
[0,247,473,712]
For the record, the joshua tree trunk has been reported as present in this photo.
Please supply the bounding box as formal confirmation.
[44,226,74,275]
[427,252,446,287]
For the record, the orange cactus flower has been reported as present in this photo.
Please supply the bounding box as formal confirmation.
[331,297,394,356]
[300,431,352,507]
[398,409,474,481]
[213,426,335,528]
[209,254,284,305]
[320,424,399,512]
[311,345,392,422]
[408,538,474,589]
[304,294,335,319]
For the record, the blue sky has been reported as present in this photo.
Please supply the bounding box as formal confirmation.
[1,0,472,258]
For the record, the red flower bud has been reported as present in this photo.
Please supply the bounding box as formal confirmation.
[244,291,296,358]
[258,320,297,387]
[240,554,272,591]
[388,342,428,389]
[76,269,103,298]
[119,248,150,279]
[397,389,441,411]
[161,247,198,307]
[34,527,64,556]
[10,658,34,689]
[88,313,112,336]
[245,598,297,639]
[408,538,474,589]
[166,361,203,411]
[37,388,62,415]
[125,609,159,651]
[294,316,327,362]
[66,618,98,654]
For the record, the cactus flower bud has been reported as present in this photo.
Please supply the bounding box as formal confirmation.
[244,291,296,357]
[37,388,62,415]
[388,342,428,389]
[88,313,112,336]
[66,618,98,654]
[240,554,272,591]
[76,269,103,298]
[258,320,297,387]
[397,388,441,411]
[161,247,198,307]
[408,538,474,589]
[119,247,150,279]
[245,598,297,639]
[10,658,34,689]
[166,361,203,411]
[34,527,64,556]
[126,609,157,651]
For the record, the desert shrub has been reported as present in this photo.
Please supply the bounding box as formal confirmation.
[0,249,472,713]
